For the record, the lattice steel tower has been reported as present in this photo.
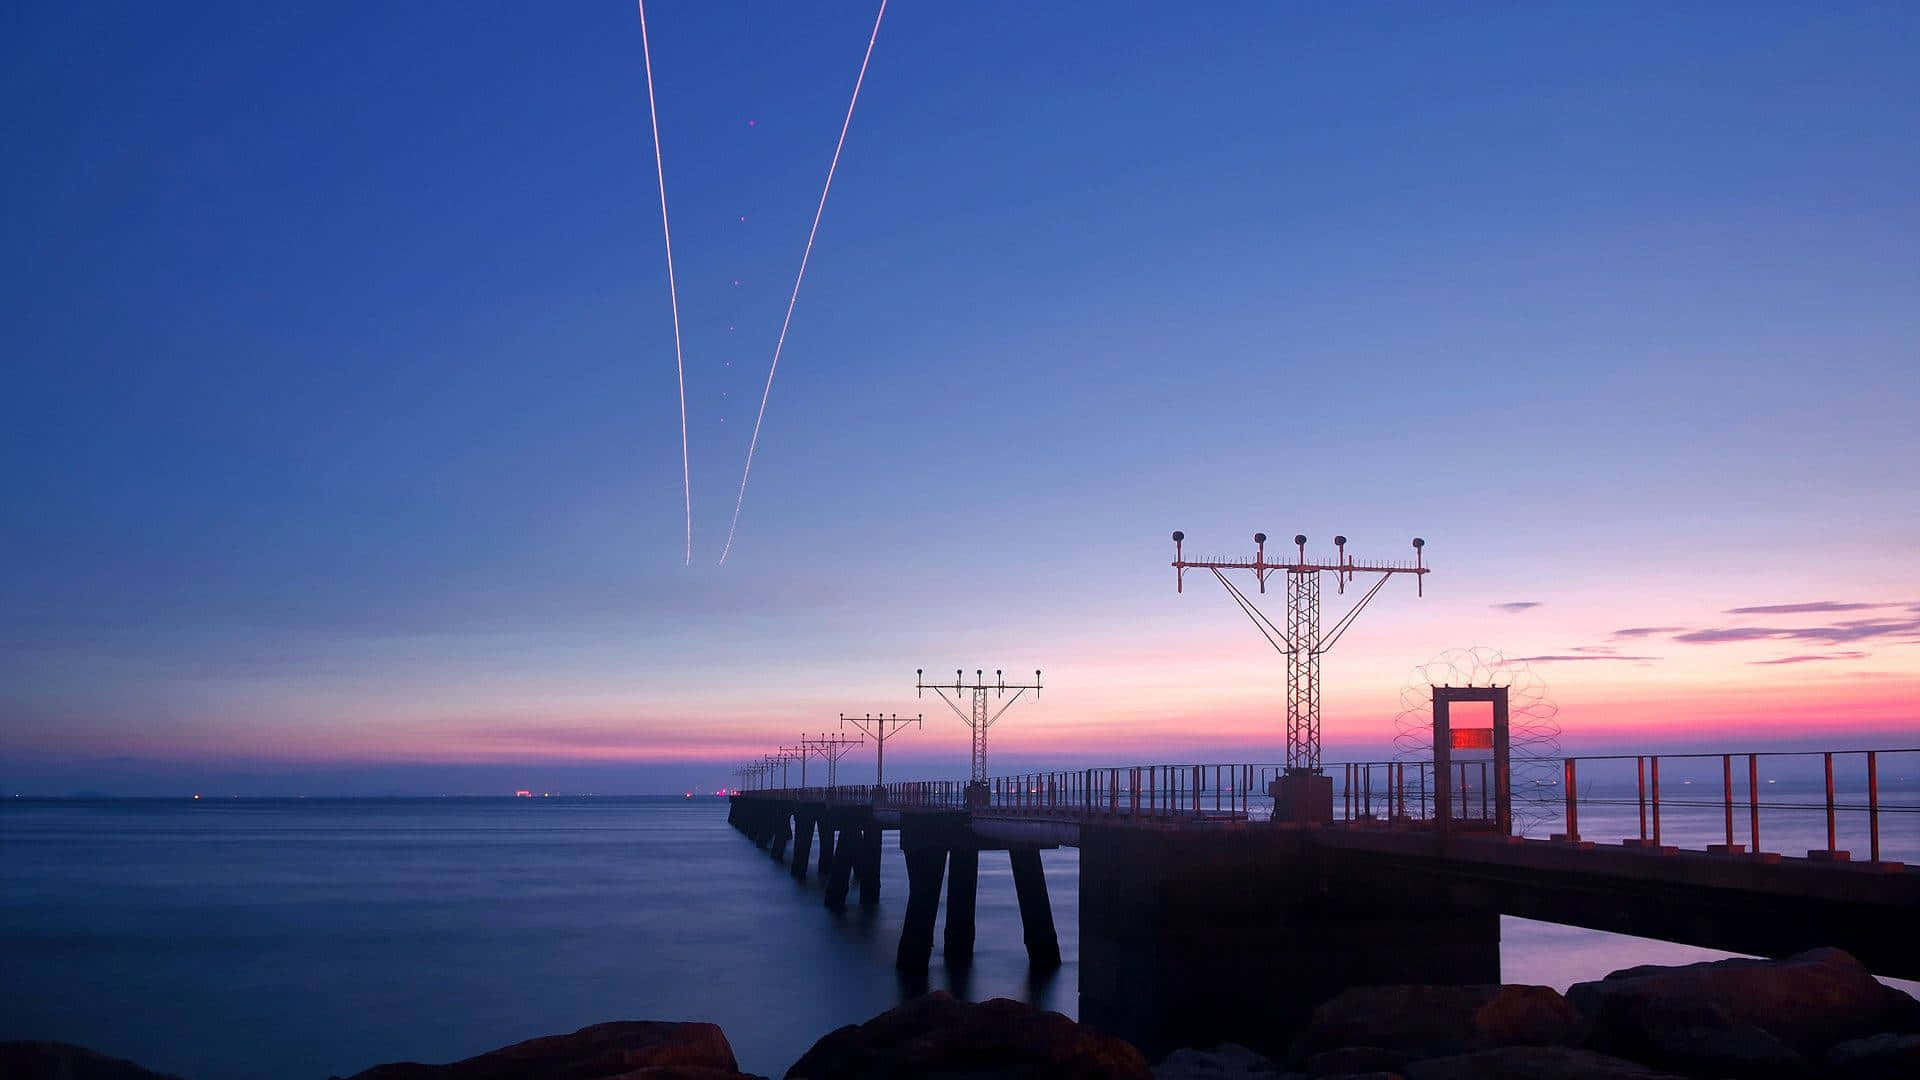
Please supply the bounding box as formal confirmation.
[1172,532,1427,775]
[915,669,1042,782]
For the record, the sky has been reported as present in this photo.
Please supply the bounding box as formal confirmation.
[3,2,1917,795]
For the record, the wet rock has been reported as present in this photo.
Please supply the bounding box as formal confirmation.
[1304,1047,1410,1075]
[785,990,1151,1079]
[1154,1043,1297,1078]
[1567,947,1920,1064]
[1294,985,1581,1059]
[1404,1046,1687,1080]
[1825,1033,1920,1080]
[0,1042,184,1080]
[342,1020,753,1079]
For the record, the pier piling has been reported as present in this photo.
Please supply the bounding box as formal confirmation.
[943,847,979,966]
[790,811,815,878]
[896,846,948,973]
[815,819,837,879]
[1009,848,1061,969]
[770,812,790,860]
[825,830,858,910]
[857,825,883,905]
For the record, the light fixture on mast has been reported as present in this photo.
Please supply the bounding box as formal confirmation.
[1171,531,1427,821]
[915,668,1042,790]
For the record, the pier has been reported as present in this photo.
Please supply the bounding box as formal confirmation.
[727,743,1918,1057]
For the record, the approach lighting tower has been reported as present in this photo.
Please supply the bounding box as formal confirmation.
[767,750,799,790]
[799,732,864,791]
[1171,531,1426,804]
[916,669,1043,785]
[779,743,811,787]
[841,713,923,787]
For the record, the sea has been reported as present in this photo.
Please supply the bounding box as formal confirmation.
[2,792,1914,1079]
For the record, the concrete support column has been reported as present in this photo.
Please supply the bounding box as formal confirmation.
[790,813,815,878]
[751,804,772,849]
[825,826,858,911]
[770,811,791,860]
[1009,848,1062,969]
[1078,825,1499,1060]
[857,825,883,905]
[896,846,948,973]
[816,821,837,879]
[943,847,979,967]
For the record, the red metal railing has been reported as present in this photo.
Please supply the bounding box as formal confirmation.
[737,747,1916,864]
[1549,749,1916,864]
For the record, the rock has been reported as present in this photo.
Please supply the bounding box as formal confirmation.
[1825,1033,1920,1079]
[1404,1046,1688,1080]
[1567,947,1920,1064]
[341,1020,753,1079]
[1154,1043,1296,1078]
[785,990,1151,1079]
[0,1042,184,1080]
[1294,985,1582,1060]
[1304,1047,1410,1075]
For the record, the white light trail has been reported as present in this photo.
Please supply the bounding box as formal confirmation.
[637,0,692,565]
[718,0,889,565]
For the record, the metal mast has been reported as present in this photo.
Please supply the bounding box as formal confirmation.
[799,732,863,790]
[779,743,810,788]
[916,668,1042,783]
[1173,531,1426,774]
[840,713,923,787]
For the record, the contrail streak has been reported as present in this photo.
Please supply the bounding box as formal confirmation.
[637,0,692,565]
[719,0,888,565]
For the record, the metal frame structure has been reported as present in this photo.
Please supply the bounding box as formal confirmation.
[779,743,810,788]
[1172,531,1427,774]
[916,669,1043,783]
[841,712,923,787]
[799,732,864,789]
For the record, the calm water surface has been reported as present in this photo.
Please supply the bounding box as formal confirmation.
[2,795,1912,1078]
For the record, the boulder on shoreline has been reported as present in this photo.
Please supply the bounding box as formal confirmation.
[340,1020,755,1080]
[786,990,1151,1079]
[1402,1046,1687,1079]
[1292,984,1583,1061]
[1152,1042,1297,1077]
[16,946,1920,1080]
[1567,947,1920,1077]
[0,1041,185,1080]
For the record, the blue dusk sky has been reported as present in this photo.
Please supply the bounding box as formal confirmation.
[3,2,1917,795]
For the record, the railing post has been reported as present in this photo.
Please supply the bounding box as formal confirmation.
[1825,752,1837,854]
[1635,756,1647,841]
[1723,754,1734,848]
[1651,756,1662,846]
[1561,758,1579,841]
[1748,754,1761,853]
[1868,751,1880,864]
